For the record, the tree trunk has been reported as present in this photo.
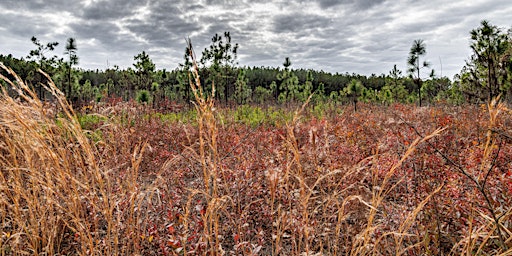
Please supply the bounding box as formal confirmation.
[488,56,493,101]
[68,66,72,102]
[417,60,422,107]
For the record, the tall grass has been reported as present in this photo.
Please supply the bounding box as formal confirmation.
[1,53,512,255]
[178,39,233,254]
[0,63,152,255]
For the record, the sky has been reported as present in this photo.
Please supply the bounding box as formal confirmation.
[0,0,511,80]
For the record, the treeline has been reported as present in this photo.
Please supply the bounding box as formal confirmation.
[1,20,511,109]
[0,53,449,106]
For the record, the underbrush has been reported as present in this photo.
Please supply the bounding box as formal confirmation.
[1,61,512,255]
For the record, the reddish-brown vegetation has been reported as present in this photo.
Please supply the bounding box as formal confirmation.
[1,63,512,255]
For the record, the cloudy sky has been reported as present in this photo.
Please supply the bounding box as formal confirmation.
[1,0,511,79]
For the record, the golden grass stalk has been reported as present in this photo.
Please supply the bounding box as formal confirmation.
[0,62,148,255]
[350,127,447,255]
[0,62,102,254]
[182,39,232,255]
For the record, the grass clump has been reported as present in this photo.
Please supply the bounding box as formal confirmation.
[0,62,153,255]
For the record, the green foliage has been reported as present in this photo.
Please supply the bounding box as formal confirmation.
[361,88,378,103]
[25,36,63,99]
[378,86,394,104]
[406,93,417,104]
[77,114,107,130]
[438,80,465,105]
[85,129,103,144]
[276,58,302,103]
[234,68,251,104]
[253,86,271,104]
[311,100,341,119]
[344,79,365,111]
[230,105,293,126]
[263,107,294,126]
[133,51,155,91]
[233,105,265,127]
[312,82,326,103]
[269,80,278,100]
[200,32,239,104]
[152,109,197,124]
[460,20,511,102]
[17,30,512,106]
[27,36,61,70]
[151,82,159,91]
[408,39,430,106]
[329,91,340,102]
[419,72,451,105]
[64,37,78,101]
[277,92,287,104]
[285,74,300,102]
[298,70,314,102]
[77,113,105,143]
[136,89,151,104]
[175,69,192,103]
[384,64,409,103]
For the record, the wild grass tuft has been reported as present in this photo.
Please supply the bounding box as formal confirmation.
[0,62,154,255]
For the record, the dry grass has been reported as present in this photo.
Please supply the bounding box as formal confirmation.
[1,53,512,256]
[0,63,154,255]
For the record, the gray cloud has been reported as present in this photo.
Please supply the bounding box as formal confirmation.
[0,0,81,12]
[273,13,332,35]
[0,12,39,38]
[80,0,144,21]
[351,0,386,10]
[314,0,386,10]
[0,0,511,78]
[316,0,343,9]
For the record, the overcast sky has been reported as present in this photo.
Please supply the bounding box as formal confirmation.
[1,0,511,79]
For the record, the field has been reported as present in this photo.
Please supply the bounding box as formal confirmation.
[1,64,512,255]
